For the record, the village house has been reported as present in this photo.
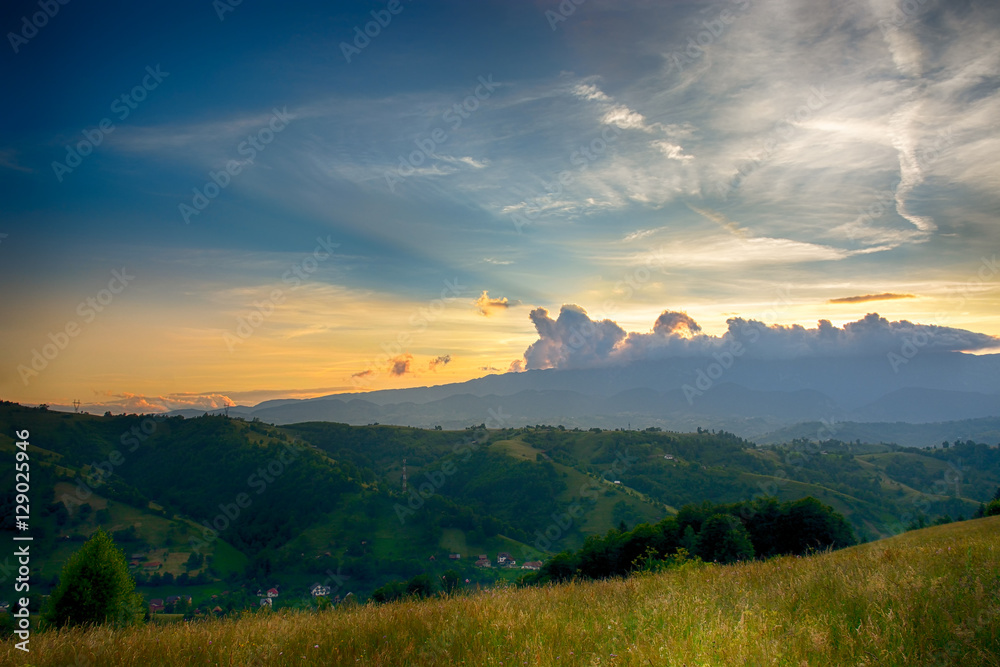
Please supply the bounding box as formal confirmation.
[149,599,165,614]
[474,555,491,568]
[260,598,272,607]
[448,553,461,560]
[143,561,161,571]
[521,561,543,571]
[497,552,516,567]
[266,587,280,598]
[310,584,331,597]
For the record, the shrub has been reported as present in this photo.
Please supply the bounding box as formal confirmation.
[41,529,144,629]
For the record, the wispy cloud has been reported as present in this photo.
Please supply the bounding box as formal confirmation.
[829,292,916,304]
[623,228,657,242]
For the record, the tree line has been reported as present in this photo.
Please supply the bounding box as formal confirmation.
[528,496,856,583]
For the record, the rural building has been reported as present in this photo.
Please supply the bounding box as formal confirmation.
[310,584,331,597]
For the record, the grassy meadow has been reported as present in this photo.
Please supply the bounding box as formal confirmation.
[6,516,999,666]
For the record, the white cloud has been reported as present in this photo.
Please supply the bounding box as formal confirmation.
[520,308,1000,370]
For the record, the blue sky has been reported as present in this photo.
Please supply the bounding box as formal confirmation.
[1,0,998,412]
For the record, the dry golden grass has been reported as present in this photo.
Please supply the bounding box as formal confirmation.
[6,516,999,666]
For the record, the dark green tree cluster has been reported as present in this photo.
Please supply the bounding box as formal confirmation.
[975,486,1000,518]
[370,573,438,603]
[532,496,855,583]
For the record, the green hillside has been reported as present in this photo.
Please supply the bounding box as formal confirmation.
[2,402,998,614]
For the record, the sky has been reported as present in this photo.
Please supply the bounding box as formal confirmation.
[1,0,998,413]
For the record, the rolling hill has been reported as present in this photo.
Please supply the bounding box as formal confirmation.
[2,401,998,612]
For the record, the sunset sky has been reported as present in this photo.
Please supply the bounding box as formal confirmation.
[1,0,998,413]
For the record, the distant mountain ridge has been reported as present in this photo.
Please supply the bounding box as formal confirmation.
[168,352,1000,445]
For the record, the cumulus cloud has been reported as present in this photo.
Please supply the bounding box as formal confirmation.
[652,311,702,337]
[389,354,412,376]
[66,392,236,414]
[523,305,627,370]
[518,307,1000,370]
[475,290,520,316]
[508,359,525,373]
[828,293,915,304]
[429,355,452,370]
